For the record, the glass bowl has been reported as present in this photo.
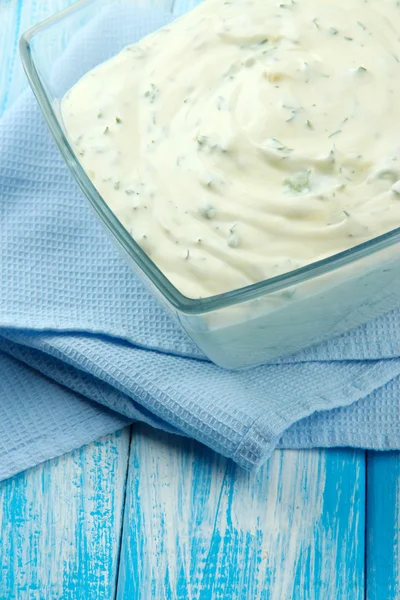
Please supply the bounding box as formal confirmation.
[20,0,400,369]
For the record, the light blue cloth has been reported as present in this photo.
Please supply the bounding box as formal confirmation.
[2,7,400,481]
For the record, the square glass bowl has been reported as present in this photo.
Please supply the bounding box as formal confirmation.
[20,0,400,369]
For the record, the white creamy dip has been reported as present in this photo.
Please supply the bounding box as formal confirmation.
[62,0,400,299]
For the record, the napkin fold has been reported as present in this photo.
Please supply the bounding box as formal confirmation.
[1,5,400,481]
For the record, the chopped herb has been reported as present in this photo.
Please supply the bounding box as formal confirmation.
[392,181,400,195]
[312,18,320,28]
[103,126,109,134]
[343,210,351,217]
[197,135,207,146]
[376,169,398,182]
[97,112,103,119]
[200,204,216,219]
[306,119,313,129]
[344,36,353,41]
[357,66,367,73]
[268,138,294,153]
[216,96,225,110]
[115,116,122,124]
[328,129,342,138]
[228,232,240,248]
[125,189,136,195]
[144,83,159,103]
[284,170,311,193]
[259,38,269,45]
[185,250,190,260]
[113,181,120,190]
[329,27,338,35]
[357,21,367,30]
[286,111,296,123]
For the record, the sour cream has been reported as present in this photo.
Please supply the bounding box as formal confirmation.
[62,0,400,299]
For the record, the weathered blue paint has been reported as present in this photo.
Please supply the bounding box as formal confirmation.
[0,429,131,600]
[116,426,365,599]
[366,451,400,600]
[2,1,400,598]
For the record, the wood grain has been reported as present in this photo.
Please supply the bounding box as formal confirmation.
[0,428,131,600]
[117,425,365,600]
[3,2,399,600]
[0,0,78,116]
[366,451,400,599]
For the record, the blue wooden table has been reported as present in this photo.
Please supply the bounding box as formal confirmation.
[0,2,399,598]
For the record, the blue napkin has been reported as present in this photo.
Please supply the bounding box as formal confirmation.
[2,6,400,481]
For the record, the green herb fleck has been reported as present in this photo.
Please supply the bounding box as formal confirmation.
[286,111,296,123]
[344,36,353,41]
[144,83,159,103]
[103,126,109,134]
[392,181,400,195]
[115,116,122,124]
[216,96,225,110]
[285,171,311,193]
[329,27,338,35]
[357,21,367,30]
[328,129,342,138]
[228,232,240,248]
[306,119,313,129]
[200,204,216,219]
[376,169,398,182]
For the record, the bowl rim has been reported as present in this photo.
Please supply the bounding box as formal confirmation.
[19,0,400,315]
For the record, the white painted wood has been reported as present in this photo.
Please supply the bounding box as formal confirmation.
[117,425,365,599]
[0,3,369,599]
[0,428,131,600]
[0,0,76,116]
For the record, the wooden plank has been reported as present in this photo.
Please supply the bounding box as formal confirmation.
[366,451,400,599]
[0,428,131,600]
[0,0,76,117]
[116,425,365,600]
